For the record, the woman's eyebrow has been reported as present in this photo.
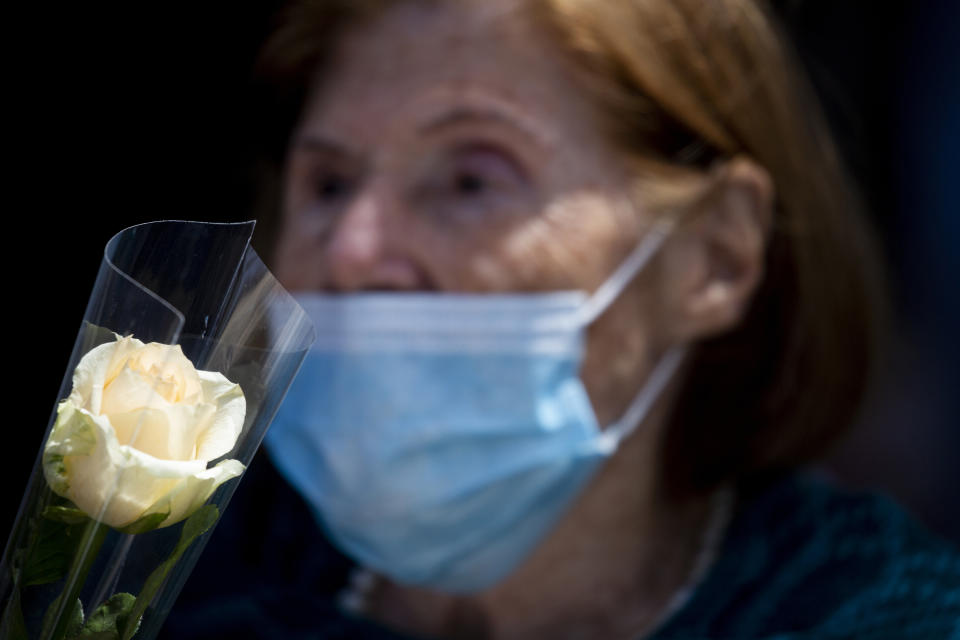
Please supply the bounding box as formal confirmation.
[417,107,551,149]
[292,134,356,159]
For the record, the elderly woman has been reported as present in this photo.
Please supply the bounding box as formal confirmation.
[169,0,960,638]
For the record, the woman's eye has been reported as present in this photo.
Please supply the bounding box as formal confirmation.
[315,174,352,202]
[445,144,525,200]
[454,171,488,196]
[415,142,532,224]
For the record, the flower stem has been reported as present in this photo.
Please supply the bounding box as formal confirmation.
[40,519,109,640]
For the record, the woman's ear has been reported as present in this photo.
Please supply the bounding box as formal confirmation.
[655,156,774,343]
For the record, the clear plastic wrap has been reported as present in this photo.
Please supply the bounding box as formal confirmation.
[1,220,315,640]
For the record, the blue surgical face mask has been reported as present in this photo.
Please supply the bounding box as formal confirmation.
[266,221,685,593]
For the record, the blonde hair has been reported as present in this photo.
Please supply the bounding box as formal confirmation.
[256,0,888,494]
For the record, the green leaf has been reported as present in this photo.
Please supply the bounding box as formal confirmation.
[0,586,29,640]
[118,512,169,536]
[66,598,85,638]
[43,505,91,525]
[120,505,219,640]
[41,596,84,640]
[40,521,109,640]
[73,593,136,639]
[22,515,89,587]
[180,505,218,544]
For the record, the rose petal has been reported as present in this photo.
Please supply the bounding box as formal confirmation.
[194,370,246,460]
[127,343,203,405]
[172,402,217,459]
[43,400,95,496]
[101,365,171,416]
[97,450,203,528]
[44,400,213,528]
[109,402,214,461]
[140,458,245,527]
[69,335,145,415]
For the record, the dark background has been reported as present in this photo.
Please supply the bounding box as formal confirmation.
[4,0,958,556]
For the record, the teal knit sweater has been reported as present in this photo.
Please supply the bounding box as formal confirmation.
[166,463,960,639]
[650,474,960,639]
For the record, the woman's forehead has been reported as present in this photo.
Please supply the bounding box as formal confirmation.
[296,0,601,151]
[330,0,534,71]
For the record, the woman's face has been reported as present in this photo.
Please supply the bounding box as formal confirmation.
[274,0,670,424]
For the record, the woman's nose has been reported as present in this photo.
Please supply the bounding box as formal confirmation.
[324,185,426,291]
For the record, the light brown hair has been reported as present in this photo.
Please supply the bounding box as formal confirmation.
[255,0,888,496]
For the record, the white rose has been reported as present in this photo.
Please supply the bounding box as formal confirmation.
[43,334,246,531]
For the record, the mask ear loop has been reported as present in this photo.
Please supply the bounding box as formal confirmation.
[576,218,677,326]
[597,345,687,450]
[572,216,687,450]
